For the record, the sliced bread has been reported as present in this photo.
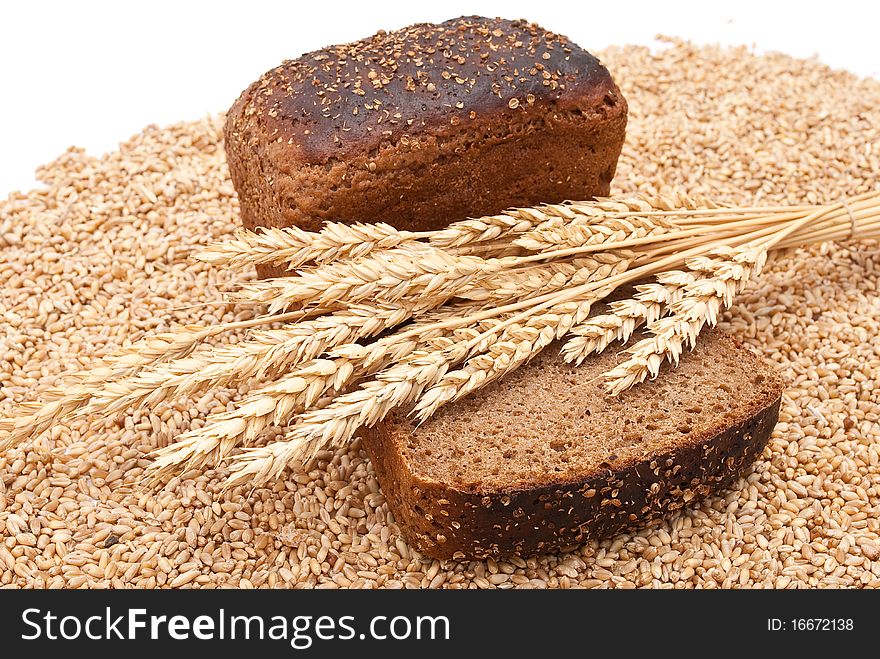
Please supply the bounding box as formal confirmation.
[361,330,783,559]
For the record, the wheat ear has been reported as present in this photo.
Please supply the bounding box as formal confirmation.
[412,296,602,423]
[144,358,349,479]
[232,242,503,313]
[560,270,697,364]
[72,301,419,420]
[143,304,490,479]
[222,343,470,488]
[54,312,298,389]
[602,245,767,394]
[0,398,90,453]
[427,208,551,248]
[196,222,415,270]
[458,251,634,302]
[412,255,636,417]
[427,192,711,250]
[515,216,676,253]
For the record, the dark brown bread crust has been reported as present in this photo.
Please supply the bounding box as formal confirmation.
[224,16,627,277]
[361,335,784,559]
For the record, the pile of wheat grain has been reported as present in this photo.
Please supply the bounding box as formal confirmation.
[1,40,879,588]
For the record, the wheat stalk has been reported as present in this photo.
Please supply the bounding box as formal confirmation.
[4,190,880,490]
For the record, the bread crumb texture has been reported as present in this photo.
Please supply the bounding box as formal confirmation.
[363,332,784,559]
[1,40,880,588]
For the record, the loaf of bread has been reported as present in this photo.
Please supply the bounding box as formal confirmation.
[225,16,628,277]
[361,332,783,559]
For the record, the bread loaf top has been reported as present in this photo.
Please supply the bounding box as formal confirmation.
[233,16,619,162]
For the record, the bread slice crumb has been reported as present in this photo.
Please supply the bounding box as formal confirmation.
[361,330,783,559]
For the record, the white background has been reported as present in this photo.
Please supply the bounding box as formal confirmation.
[2,0,878,196]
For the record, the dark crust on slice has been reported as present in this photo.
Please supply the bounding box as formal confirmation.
[361,336,784,560]
[223,16,627,278]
